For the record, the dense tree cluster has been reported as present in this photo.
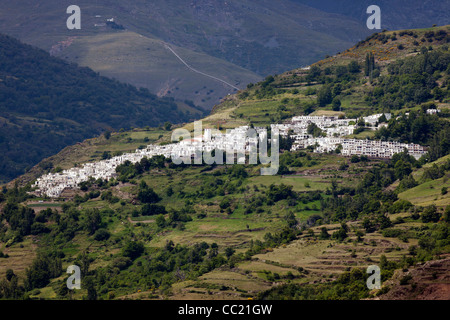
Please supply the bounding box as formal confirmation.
[258,267,370,300]
[366,48,450,110]
[375,110,450,162]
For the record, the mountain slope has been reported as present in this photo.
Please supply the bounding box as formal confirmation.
[0,0,372,108]
[1,1,447,110]
[7,25,450,187]
[293,0,450,31]
[0,33,203,183]
[0,0,371,74]
[0,25,449,302]
[205,25,450,128]
[56,31,262,109]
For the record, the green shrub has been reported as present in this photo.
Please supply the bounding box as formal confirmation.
[94,228,110,241]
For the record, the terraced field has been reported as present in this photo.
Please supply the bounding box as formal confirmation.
[166,219,417,300]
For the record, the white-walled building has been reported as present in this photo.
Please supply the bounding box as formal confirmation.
[33,113,426,198]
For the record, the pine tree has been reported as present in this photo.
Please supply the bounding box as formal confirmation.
[365,52,376,77]
[365,53,370,76]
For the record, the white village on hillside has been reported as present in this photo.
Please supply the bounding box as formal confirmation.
[33,112,429,198]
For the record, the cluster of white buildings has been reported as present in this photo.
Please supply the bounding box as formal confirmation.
[426,108,441,115]
[272,113,391,139]
[33,112,426,198]
[292,137,426,159]
[176,126,265,163]
[32,126,266,198]
[282,113,425,159]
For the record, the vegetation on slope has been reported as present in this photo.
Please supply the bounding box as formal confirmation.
[1,26,450,301]
[0,145,449,300]
[0,33,204,183]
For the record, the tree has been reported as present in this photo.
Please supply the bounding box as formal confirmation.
[394,159,412,180]
[141,204,167,216]
[5,269,15,282]
[219,197,231,210]
[303,102,315,115]
[332,83,342,97]
[209,243,219,258]
[166,186,174,197]
[267,184,295,202]
[0,270,21,299]
[332,97,341,111]
[319,227,330,240]
[332,225,348,241]
[284,212,298,228]
[93,228,110,241]
[378,113,387,123]
[317,85,333,107]
[348,60,361,73]
[350,155,360,163]
[378,214,392,229]
[72,250,93,280]
[102,151,111,160]
[443,205,450,223]
[280,134,294,151]
[365,52,376,76]
[122,241,145,260]
[365,53,371,76]
[84,208,102,235]
[155,214,166,228]
[137,181,161,204]
[307,123,324,137]
[225,247,235,259]
[164,121,172,131]
[308,65,321,80]
[421,205,440,223]
[24,252,62,290]
[278,164,291,175]
[84,276,97,300]
[418,236,436,251]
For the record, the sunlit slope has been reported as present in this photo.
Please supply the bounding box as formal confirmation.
[58,31,262,109]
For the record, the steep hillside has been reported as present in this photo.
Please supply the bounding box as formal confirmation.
[206,25,450,128]
[0,0,372,108]
[7,26,450,185]
[1,126,449,300]
[0,25,449,302]
[294,0,450,31]
[375,255,450,300]
[0,0,371,74]
[0,33,203,183]
[56,31,262,109]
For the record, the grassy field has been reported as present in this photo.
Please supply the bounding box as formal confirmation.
[398,176,450,207]
[0,237,37,279]
[167,218,417,300]
[248,175,331,192]
[60,31,261,110]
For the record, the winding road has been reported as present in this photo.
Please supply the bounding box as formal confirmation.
[163,43,240,91]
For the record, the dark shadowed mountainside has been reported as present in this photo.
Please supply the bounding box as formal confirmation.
[0,33,203,183]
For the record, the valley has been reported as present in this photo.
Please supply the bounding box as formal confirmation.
[0,23,449,301]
